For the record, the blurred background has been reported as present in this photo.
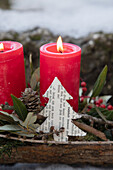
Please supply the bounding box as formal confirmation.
[0,0,113,37]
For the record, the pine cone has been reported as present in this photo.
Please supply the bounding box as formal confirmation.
[20,88,41,113]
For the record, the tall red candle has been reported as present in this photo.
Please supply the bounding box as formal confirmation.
[40,41,81,111]
[0,41,26,107]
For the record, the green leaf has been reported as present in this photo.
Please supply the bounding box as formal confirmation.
[11,94,28,121]
[0,125,23,131]
[0,125,35,137]
[30,67,40,90]
[22,112,36,127]
[0,113,15,124]
[30,123,40,129]
[22,112,39,129]
[29,53,34,76]
[13,131,34,137]
[90,65,107,101]
[0,111,23,125]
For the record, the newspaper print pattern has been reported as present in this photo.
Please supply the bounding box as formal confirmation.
[37,77,86,142]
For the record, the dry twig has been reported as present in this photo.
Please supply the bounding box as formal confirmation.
[80,113,113,126]
[72,120,108,141]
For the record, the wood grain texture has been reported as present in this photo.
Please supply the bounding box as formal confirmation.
[0,141,113,165]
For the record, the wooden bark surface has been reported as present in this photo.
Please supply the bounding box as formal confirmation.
[0,141,113,165]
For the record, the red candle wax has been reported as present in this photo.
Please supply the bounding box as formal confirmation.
[0,41,26,108]
[40,43,81,111]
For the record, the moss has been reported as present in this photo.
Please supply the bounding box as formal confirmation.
[13,33,19,40]
[0,137,25,158]
[30,35,42,41]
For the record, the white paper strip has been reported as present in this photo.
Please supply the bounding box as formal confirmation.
[37,77,86,141]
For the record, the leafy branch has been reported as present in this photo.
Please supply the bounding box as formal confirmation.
[89,65,107,102]
[0,64,112,143]
[78,65,113,140]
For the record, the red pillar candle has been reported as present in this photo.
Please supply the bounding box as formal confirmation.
[40,37,81,111]
[0,41,26,107]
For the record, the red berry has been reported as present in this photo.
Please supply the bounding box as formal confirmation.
[81,81,86,87]
[82,87,87,93]
[98,98,103,104]
[88,105,92,109]
[95,101,100,106]
[107,105,113,110]
[96,104,99,107]
[100,104,106,109]
[80,97,84,103]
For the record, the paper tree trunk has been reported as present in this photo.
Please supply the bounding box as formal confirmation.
[38,77,86,142]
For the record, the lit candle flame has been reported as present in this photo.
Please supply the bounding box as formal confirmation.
[0,43,4,51]
[57,36,64,53]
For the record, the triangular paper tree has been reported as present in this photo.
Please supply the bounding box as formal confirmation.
[38,77,86,141]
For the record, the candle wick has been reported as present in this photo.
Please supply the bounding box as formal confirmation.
[59,50,63,53]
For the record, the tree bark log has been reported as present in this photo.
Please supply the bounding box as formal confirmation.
[0,141,113,165]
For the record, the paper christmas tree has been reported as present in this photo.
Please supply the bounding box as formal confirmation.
[38,77,86,141]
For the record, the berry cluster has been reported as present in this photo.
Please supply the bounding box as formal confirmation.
[80,80,113,111]
[80,81,87,103]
